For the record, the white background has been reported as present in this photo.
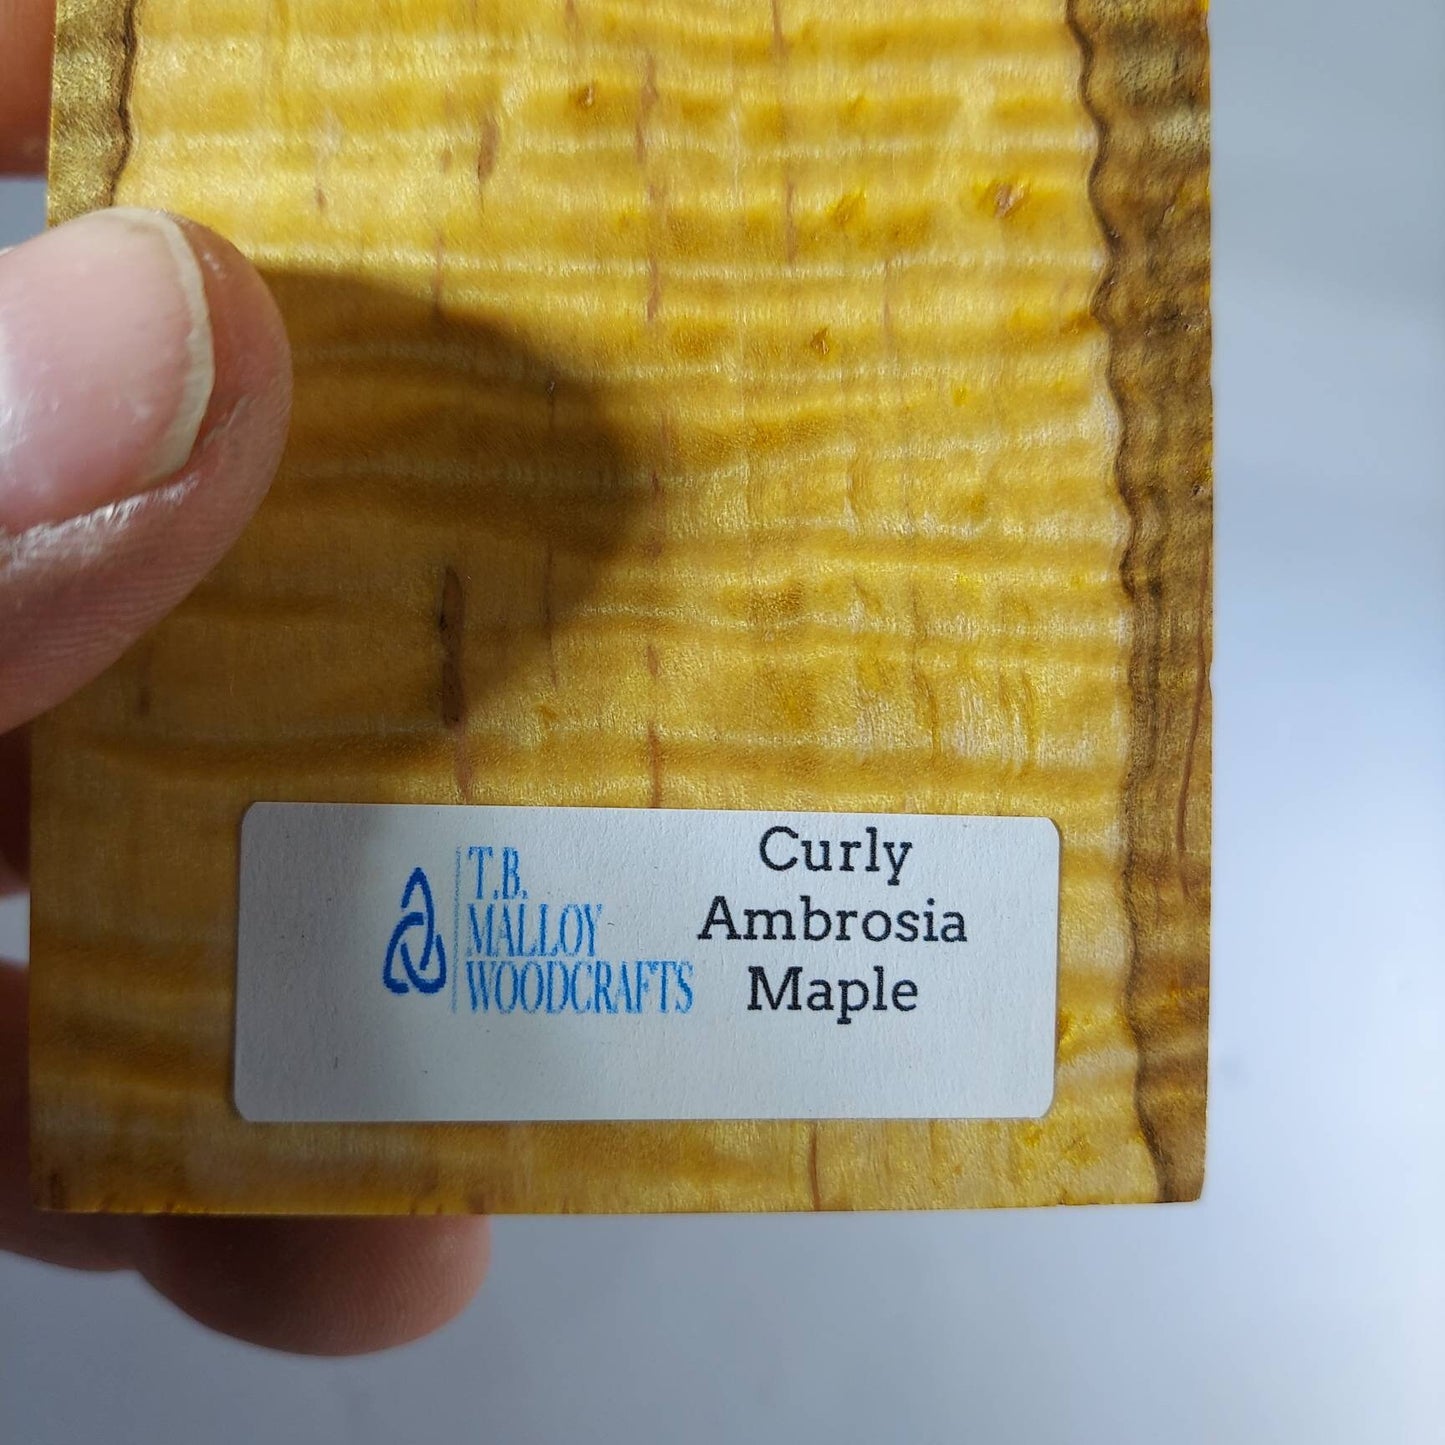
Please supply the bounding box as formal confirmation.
[2,1,1442,1439]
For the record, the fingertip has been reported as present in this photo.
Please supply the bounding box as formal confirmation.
[0,210,293,732]
[177,218,293,488]
[0,728,26,891]
[0,0,54,176]
[135,1215,491,1356]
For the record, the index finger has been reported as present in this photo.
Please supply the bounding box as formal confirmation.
[0,0,55,175]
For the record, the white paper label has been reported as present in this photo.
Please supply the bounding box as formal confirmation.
[234,805,1059,1123]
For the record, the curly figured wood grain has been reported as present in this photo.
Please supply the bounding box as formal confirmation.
[32,0,1210,1213]
[1070,0,1211,1202]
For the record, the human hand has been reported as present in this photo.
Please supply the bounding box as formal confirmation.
[0,0,489,1353]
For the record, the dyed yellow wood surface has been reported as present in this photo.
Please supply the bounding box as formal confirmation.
[33,0,1210,1212]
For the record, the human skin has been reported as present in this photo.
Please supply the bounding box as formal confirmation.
[0,0,490,1356]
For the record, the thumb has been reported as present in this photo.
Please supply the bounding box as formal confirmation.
[0,207,291,732]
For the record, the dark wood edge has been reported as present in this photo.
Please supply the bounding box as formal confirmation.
[1068,0,1213,1201]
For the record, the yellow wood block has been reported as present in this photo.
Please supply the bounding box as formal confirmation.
[32,0,1210,1212]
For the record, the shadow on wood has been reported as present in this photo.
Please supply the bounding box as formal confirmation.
[219,270,642,801]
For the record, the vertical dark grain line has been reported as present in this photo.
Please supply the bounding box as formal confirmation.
[439,566,467,730]
[110,0,142,204]
[50,0,143,219]
[439,566,474,798]
[1067,0,1213,1203]
[1176,546,1211,884]
[645,722,662,808]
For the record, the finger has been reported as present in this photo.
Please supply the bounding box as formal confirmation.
[0,207,292,734]
[134,1215,491,1357]
[5,959,491,1352]
[0,208,486,1353]
[0,728,24,892]
[0,0,55,175]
